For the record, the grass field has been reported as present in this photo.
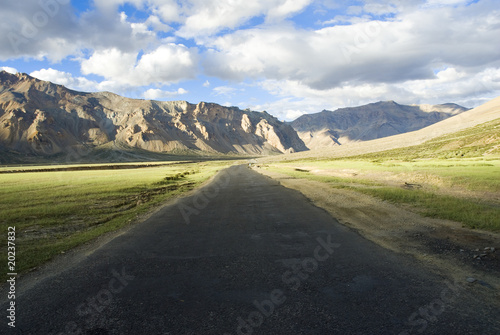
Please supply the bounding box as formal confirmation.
[263,156,500,232]
[261,117,500,231]
[0,160,232,279]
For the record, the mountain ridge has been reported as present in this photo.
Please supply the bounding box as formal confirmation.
[280,95,500,161]
[0,71,307,161]
[290,100,469,150]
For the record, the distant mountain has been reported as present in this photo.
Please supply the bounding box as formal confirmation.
[281,96,500,160]
[290,101,469,150]
[0,71,307,162]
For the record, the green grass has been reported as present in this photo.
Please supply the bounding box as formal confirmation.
[276,157,500,193]
[355,117,500,160]
[0,161,231,279]
[265,162,500,232]
[357,187,499,231]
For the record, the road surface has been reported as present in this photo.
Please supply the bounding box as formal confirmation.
[2,165,499,334]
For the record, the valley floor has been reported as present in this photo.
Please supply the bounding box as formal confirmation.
[3,165,498,334]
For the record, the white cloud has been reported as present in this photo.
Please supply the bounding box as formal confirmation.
[81,48,136,80]
[149,0,182,22]
[363,3,397,15]
[266,0,312,22]
[134,44,199,84]
[401,67,500,106]
[81,44,199,86]
[144,15,172,33]
[203,0,500,92]
[92,0,146,13]
[175,0,312,38]
[0,0,158,62]
[1,67,18,74]
[29,67,143,95]
[424,0,470,8]
[30,68,101,92]
[213,86,239,97]
[0,0,79,61]
[177,1,263,38]
[203,80,210,87]
[143,87,188,100]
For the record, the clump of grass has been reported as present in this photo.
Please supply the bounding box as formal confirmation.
[155,171,194,185]
[356,187,500,231]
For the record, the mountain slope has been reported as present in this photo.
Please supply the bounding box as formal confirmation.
[361,117,500,159]
[0,71,307,161]
[281,96,500,160]
[290,101,469,150]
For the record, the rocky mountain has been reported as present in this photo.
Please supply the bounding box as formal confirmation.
[0,71,307,161]
[290,101,469,150]
[279,96,500,160]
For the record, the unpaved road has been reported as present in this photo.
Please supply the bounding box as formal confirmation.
[2,165,499,334]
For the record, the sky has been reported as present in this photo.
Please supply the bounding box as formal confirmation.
[1,0,499,121]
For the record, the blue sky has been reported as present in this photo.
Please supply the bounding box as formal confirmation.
[1,0,499,120]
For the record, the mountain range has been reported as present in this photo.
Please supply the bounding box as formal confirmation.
[0,70,487,163]
[290,101,469,150]
[289,95,500,160]
[0,71,306,162]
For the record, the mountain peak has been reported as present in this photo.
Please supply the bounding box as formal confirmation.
[0,74,307,162]
[290,101,469,150]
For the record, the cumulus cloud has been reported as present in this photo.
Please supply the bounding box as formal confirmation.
[1,67,18,74]
[201,0,500,98]
[30,68,101,92]
[0,0,157,61]
[81,44,199,86]
[424,0,470,8]
[0,0,79,61]
[212,86,240,97]
[143,87,188,100]
[28,67,144,95]
[81,48,137,81]
[174,0,312,38]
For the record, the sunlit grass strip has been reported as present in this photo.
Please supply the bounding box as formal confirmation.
[355,187,499,231]
[275,158,500,193]
[0,161,230,279]
[265,165,500,232]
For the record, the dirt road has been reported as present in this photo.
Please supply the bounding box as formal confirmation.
[2,165,498,334]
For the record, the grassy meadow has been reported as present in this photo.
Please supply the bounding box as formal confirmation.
[264,157,500,231]
[264,156,500,232]
[0,160,232,278]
